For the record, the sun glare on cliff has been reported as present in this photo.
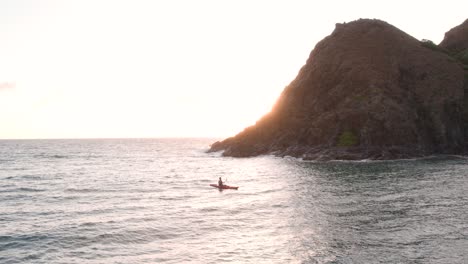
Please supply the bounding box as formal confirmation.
[0,0,466,139]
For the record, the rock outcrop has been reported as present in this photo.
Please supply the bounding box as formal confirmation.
[440,19,468,54]
[440,19,468,150]
[210,19,468,160]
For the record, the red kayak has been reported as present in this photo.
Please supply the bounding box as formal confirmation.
[210,184,239,190]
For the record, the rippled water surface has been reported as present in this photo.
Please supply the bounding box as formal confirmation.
[1,139,467,263]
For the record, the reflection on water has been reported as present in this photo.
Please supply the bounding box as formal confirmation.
[287,157,468,263]
[0,139,467,263]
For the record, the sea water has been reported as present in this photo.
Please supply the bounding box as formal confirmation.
[0,138,467,263]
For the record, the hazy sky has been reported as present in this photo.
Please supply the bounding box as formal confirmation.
[1,0,467,139]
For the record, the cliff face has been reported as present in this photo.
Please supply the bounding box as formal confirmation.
[210,19,467,160]
[439,19,468,54]
[440,19,468,149]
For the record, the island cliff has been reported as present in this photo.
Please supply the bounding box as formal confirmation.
[440,19,468,54]
[210,19,468,160]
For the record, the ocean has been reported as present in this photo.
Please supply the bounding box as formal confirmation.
[0,138,467,263]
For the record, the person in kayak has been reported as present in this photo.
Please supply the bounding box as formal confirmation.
[218,177,223,187]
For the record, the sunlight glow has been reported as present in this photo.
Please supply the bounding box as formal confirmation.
[0,0,467,139]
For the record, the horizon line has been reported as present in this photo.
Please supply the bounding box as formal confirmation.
[0,136,225,141]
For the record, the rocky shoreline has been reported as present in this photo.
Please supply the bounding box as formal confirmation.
[210,140,437,161]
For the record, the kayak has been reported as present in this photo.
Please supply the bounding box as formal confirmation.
[210,184,239,190]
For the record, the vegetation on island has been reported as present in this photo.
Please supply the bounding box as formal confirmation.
[337,130,359,147]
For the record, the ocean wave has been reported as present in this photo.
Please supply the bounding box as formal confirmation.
[33,154,70,159]
[0,234,54,251]
[1,187,48,193]
[64,188,119,193]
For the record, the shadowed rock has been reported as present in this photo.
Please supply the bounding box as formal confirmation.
[440,19,468,54]
[210,19,468,160]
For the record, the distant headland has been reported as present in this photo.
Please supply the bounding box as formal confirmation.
[210,18,468,160]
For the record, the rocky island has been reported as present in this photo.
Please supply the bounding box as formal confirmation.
[210,19,468,160]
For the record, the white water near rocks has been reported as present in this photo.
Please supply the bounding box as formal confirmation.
[1,139,467,263]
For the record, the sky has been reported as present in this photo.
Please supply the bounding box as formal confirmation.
[0,0,467,139]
